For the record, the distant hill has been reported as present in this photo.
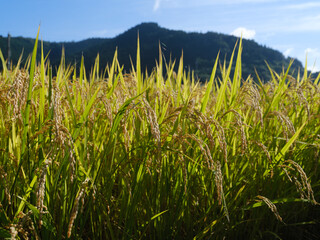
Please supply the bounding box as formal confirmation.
[0,22,305,82]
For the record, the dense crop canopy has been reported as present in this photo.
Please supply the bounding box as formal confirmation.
[0,32,319,239]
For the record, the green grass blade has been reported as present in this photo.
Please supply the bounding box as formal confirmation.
[303,54,308,82]
[273,121,306,166]
[136,33,142,94]
[64,79,77,126]
[21,26,40,156]
[79,55,84,86]
[0,49,7,78]
[107,49,118,88]
[73,86,101,140]
[151,209,169,220]
[0,228,11,239]
[39,39,46,124]
[201,52,219,113]
[109,92,143,137]
[230,38,242,105]
[15,175,38,217]
[214,42,237,118]
[314,72,320,86]
[176,53,184,105]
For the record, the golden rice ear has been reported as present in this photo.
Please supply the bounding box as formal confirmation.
[251,140,273,177]
[257,195,284,223]
[67,178,89,238]
[0,166,11,205]
[2,28,320,239]
[284,160,318,205]
[36,155,51,229]
[211,119,228,163]
[143,99,161,146]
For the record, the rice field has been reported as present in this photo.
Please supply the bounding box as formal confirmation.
[0,29,320,239]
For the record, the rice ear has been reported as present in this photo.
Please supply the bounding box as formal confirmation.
[257,195,284,223]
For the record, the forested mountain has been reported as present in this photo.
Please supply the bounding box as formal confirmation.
[0,22,304,82]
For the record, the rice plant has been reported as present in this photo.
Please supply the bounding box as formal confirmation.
[0,29,319,239]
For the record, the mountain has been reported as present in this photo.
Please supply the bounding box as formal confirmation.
[0,22,304,82]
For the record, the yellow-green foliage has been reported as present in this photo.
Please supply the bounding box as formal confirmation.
[0,34,319,239]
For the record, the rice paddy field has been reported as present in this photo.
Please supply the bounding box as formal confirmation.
[0,30,320,239]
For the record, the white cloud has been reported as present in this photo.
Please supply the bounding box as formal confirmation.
[305,48,315,54]
[283,48,294,58]
[284,2,320,10]
[304,48,320,72]
[153,0,161,11]
[231,27,256,40]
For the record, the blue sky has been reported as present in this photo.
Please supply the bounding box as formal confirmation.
[1,0,320,71]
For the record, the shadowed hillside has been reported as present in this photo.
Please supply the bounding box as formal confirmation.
[0,23,305,82]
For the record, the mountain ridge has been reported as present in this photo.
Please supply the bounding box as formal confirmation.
[0,22,305,81]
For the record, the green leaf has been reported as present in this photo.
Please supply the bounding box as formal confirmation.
[273,122,306,166]
[214,42,237,118]
[109,92,143,137]
[136,33,142,94]
[230,38,242,104]
[72,86,101,141]
[245,197,309,210]
[39,39,46,124]
[15,175,38,217]
[107,49,118,88]
[16,197,57,234]
[0,49,7,77]
[0,227,11,239]
[201,52,219,113]
[22,26,40,156]
[151,209,168,220]
[136,164,145,184]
